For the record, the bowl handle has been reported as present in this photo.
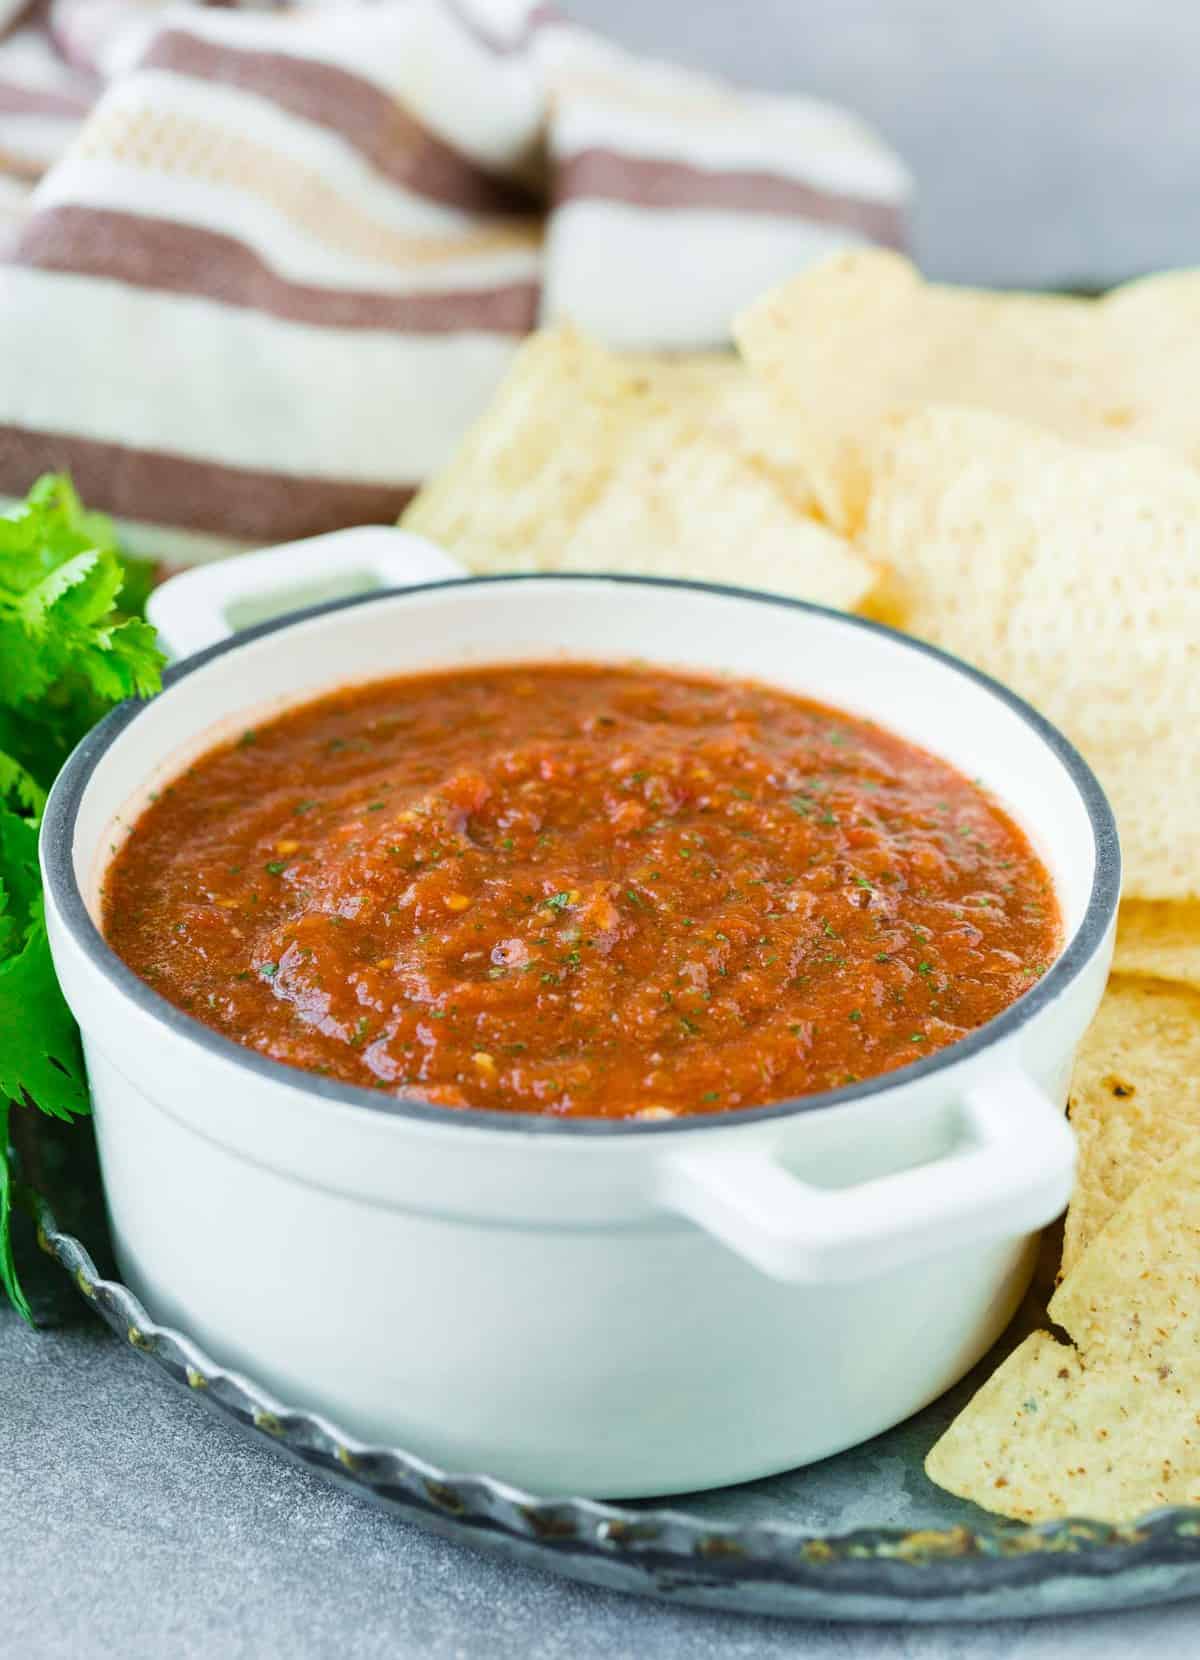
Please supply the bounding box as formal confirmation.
[657,1065,1076,1282]
[146,527,465,661]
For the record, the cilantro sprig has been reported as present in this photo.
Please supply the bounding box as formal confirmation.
[0,476,164,1319]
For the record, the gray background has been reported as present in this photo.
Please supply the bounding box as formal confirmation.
[572,0,1200,290]
[9,2,1200,1655]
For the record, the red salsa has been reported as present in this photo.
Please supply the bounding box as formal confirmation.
[103,664,1061,1119]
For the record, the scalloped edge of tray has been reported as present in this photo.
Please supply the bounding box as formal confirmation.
[34,1197,1200,1625]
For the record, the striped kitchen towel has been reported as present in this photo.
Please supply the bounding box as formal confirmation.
[0,0,910,563]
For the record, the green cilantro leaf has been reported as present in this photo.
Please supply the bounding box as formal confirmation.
[0,475,164,789]
[0,475,164,1319]
[0,813,87,1120]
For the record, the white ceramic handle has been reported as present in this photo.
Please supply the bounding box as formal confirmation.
[146,527,466,661]
[658,1066,1076,1283]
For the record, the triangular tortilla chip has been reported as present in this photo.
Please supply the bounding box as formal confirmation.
[1062,977,1200,1275]
[1112,902,1200,992]
[927,1134,1200,1523]
[402,326,884,614]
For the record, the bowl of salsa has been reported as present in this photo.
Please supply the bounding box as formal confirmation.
[40,538,1120,1496]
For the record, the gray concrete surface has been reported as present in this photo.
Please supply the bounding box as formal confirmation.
[6,1313,1200,1659]
[9,3,1200,1654]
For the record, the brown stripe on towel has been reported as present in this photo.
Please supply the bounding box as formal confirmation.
[11,206,540,332]
[71,106,542,266]
[556,148,907,248]
[0,425,415,542]
[0,78,90,117]
[142,29,538,218]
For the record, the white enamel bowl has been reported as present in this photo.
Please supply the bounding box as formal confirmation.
[41,532,1120,1498]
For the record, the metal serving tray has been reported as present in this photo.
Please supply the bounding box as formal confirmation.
[25,1118,1200,1627]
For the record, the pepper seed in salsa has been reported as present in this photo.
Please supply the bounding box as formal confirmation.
[102,663,1061,1119]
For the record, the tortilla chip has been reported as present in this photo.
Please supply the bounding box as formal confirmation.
[734,251,1105,531]
[1099,268,1200,472]
[926,1134,1200,1523]
[1112,902,1200,991]
[401,326,883,614]
[857,407,1200,900]
[734,252,1200,532]
[629,349,817,514]
[1061,977,1200,1275]
[554,405,874,608]
[401,326,637,571]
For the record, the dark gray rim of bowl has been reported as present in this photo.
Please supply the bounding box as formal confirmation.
[41,573,1122,1138]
